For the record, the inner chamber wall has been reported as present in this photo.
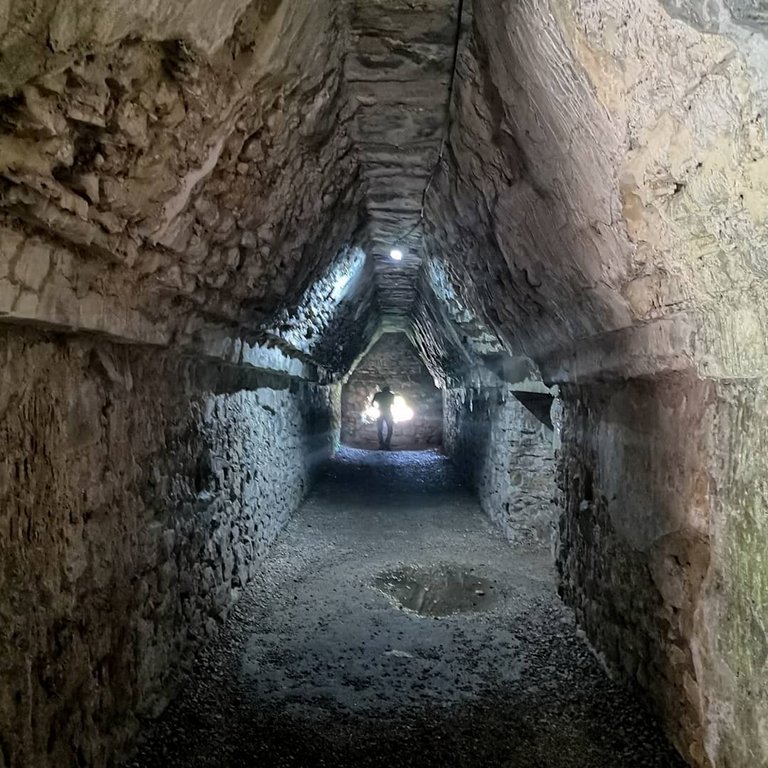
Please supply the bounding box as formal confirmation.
[340,333,443,451]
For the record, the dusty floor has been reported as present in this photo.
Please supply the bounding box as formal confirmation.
[128,449,686,768]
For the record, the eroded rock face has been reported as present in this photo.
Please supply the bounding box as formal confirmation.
[2,0,766,379]
[0,0,368,365]
[425,0,768,379]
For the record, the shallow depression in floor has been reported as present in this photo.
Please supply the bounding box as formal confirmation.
[128,449,688,768]
[372,563,500,617]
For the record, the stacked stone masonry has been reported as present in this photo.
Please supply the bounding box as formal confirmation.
[443,386,557,548]
[556,375,768,768]
[0,327,336,768]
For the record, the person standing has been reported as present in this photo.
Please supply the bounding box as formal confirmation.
[372,385,395,450]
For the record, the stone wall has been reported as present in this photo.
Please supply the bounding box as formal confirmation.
[341,333,442,451]
[443,385,556,547]
[556,374,712,766]
[556,373,768,768]
[704,379,768,768]
[0,327,336,768]
[0,2,369,358]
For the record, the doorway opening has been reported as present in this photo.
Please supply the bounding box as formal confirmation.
[341,333,442,451]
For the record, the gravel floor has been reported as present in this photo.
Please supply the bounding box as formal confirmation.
[128,448,687,768]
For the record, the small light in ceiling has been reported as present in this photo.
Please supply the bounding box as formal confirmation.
[390,249,403,261]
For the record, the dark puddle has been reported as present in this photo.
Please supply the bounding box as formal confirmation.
[373,563,500,617]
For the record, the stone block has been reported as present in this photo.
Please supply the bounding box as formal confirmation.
[0,228,24,275]
[0,278,19,312]
[13,240,51,291]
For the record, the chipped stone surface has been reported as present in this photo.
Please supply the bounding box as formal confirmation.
[0,1,367,369]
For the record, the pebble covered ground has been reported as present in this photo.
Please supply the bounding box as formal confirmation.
[127,448,687,768]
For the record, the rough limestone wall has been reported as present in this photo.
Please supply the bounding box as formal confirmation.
[425,0,768,376]
[423,3,768,763]
[443,386,556,547]
[0,328,335,768]
[557,373,768,768]
[556,374,716,767]
[0,0,372,364]
[340,333,442,451]
[698,379,768,768]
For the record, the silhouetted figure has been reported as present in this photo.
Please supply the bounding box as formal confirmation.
[372,385,395,450]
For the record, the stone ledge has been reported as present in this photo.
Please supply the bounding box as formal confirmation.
[538,314,697,385]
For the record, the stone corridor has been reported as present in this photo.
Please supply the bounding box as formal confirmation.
[1,1,768,767]
[128,449,685,768]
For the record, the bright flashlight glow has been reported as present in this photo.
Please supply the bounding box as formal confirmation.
[390,249,403,261]
[364,395,414,424]
[393,396,414,422]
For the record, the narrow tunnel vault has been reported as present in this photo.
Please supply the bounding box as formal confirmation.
[129,450,687,768]
[1,0,768,767]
